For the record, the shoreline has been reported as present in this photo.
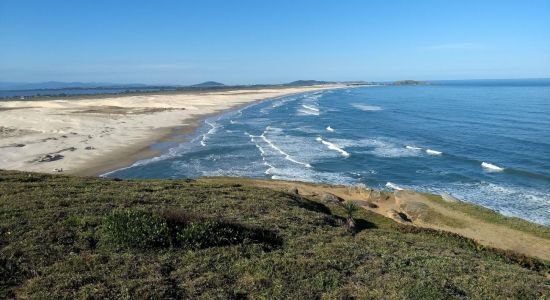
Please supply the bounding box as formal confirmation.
[0,83,371,102]
[0,84,351,176]
[79,106,244,177]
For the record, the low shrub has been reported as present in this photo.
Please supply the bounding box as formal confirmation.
[176,221,282,250]
[176,221,219,249]
[101,210,281,250]
[102,210,170,249]
[0,255,29,299]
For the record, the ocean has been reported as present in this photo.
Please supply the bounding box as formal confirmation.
[107,79,550,226]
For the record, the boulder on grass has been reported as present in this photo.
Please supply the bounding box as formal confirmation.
[400,201,430,221]
[386,209,411,222]
[322,192,344,204]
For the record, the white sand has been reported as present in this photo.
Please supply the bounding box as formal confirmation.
[0,85,346,175]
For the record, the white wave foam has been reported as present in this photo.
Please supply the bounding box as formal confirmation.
[302,104,319,112]
[415,182,550,226]
[262,135,311,167]
[247,128,311,168]
[272,101,284,108]
[481,162,504,172]
[316,137,350,157]
[326,126,334,132]
[351,103,383,111]
[253,142,266,155]
[246,132,278,175]
[200,120,218,147]
[304,93,322,101]
[269,166,356,185]
[263,161,276,175]
[385,182,404,190]
[426,149,442,155]
[405,145,422,150]
[297,108,319,116]
[329,138,422,158]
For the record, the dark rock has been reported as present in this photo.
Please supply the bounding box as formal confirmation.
[322,192,344,204]
[365,202,378,209]
[38,153,64,162]
[386,209,411,222]
[400,202,430,221]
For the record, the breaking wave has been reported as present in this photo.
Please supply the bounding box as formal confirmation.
[200,120,219,147]
[247,127,311,168]
[481,162,504,172]
[426,149,442,155]
[386,182,404,190]
[352,103,383,111]
[316,137,350,157]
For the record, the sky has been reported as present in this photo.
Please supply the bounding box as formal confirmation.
[0,0,549,85]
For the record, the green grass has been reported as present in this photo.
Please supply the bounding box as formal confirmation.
[420,207,468,228]
[0,170,549,299]
[423,193,550,239]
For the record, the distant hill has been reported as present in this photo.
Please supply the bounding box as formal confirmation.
[0,80,340,91]
[284,80,334,86]
[191,81,225,87]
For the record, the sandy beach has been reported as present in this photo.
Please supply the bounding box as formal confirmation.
[0,84,347,176]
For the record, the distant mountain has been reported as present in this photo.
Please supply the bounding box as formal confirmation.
[0,81,148,91]
[0,80,341,91]
[191,81,225,87]
[284,80,334,86]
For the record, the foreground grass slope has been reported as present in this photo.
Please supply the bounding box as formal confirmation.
[0,170,549,299]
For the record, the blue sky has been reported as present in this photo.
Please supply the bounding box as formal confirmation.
[0,0,549,84]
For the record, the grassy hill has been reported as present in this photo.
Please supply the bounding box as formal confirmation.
[284,80,334,86]
[0,170,548,298]
[191,81,225,87]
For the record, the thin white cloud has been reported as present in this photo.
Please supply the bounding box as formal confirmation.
[134,63,194,70]
[422,43,484,51]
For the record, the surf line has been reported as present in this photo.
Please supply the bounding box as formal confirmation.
[302,104,319,112]
[481,162,505,172]
[200,120,219,147]
[299,109,319,116]
[385,182,404,190]
[426,149,442,155]
[246,131,311,168]
[316,137,350,157]
[244,133,278,175]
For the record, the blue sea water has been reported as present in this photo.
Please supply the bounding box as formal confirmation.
[108,80,550,226]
